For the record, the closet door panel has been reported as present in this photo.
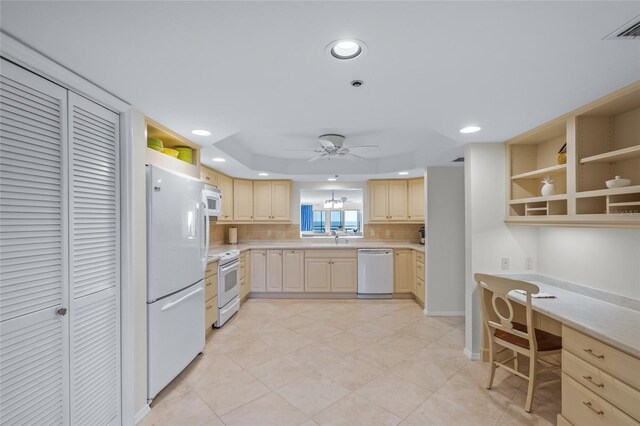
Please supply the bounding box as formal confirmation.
[0,58,68,425]
[68,92,120,425]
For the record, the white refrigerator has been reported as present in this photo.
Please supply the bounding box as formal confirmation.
[146,165,207,401]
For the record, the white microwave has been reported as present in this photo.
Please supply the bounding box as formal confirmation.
[203,185,222,217]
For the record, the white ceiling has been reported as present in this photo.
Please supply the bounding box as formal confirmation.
[301,189,364,205]
[1,1,638,180]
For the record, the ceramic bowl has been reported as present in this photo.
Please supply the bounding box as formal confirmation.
[606,176,631,189]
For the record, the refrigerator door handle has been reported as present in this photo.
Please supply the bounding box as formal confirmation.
[160,287,204,311]
[201,200,209,272]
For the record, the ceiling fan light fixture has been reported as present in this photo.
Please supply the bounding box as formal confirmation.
[333,201,344,209]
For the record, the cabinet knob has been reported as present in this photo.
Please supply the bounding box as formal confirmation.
[57,307,67,316]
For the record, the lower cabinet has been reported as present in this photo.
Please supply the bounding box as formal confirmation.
[266,250,283,292]
[250,250,267,291]
[205,296,219,332]
[394,249,412,293]
[304,250,357,292]
[205,262,218,332]
[283,250,304,292]
[240,251,248,299]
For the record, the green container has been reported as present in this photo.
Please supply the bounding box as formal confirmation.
[147,137,164,151]
[174,146,193,164]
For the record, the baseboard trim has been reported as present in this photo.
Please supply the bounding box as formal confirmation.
[134,404,151,424]
[464,348,481,361]
[423,309,465,316]
[248,292,356,299]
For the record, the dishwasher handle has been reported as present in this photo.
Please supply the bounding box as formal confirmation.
[358,249,393,255]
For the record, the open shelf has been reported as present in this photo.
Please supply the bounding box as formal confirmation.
[580,145,640,164]
[145,117,201,179]
[508,194,567,204]
[575,185,640,198]
[511,164,567,180]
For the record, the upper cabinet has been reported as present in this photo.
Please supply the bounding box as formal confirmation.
[200,166,218,187]
[145,118,201,179]
[253,180,292,221]
[233,179,253,221]
[217,173,234,222]
[368,178,423,223]
[506,81,640,227]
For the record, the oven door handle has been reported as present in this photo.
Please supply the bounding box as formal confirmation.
[220,260,240,274]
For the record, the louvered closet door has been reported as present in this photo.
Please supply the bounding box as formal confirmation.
[0,58,69,425]
[68,92,120,425]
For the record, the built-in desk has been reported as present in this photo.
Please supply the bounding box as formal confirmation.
[482,275,640,425]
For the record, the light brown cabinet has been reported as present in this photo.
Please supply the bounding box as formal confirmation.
[201,166,218,187]
[407,178,425,221]
[266,250,283,292]
[217,173,234,222]
[252,180,292,221]
[304,250,357,293]
[283,250,304,292]
[204,260,219,332]
[233,179,253,221]
[369,179,423,223]
[240,251,249,299]
[250,250,266,291]
[394,249,412,293]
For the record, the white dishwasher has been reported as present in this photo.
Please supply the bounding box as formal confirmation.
[358,249,394,297]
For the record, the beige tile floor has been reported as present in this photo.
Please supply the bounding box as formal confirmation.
[141,299,561,426]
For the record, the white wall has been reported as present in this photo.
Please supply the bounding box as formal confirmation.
[426,167,465,315]
[538,227,640,300]
[464,143,538,359]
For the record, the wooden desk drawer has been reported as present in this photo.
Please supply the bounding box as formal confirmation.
[416,261,424,280]
[563,350,640,421]
[205,261,218,278]
[563,326,640,390]
[205,274,218,301]
[562,373,638,426]
[205,295,218,331]
[415,252,424,264]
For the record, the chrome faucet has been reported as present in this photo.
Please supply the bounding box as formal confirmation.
[330,230,339,245]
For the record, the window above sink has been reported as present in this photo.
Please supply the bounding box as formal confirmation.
[300,189,363,238]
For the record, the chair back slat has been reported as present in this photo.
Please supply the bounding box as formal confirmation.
[474,273,540,350]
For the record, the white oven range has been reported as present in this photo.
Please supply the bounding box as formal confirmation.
[215,250,240,327]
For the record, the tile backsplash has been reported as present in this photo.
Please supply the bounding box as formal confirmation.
[209,222,423,244]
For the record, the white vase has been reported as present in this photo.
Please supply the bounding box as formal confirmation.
[541,177,555,197]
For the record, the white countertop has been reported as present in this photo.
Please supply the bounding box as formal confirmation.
[507,278,640,358]
[208,240,424,260]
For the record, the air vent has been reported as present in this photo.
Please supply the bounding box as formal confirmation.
[605,15,640,39]
[452,157,464,163]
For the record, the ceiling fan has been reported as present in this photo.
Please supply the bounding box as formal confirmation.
[288,134,379,162]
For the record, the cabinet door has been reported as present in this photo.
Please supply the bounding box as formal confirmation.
[410,251,417,294]
[250,250,267,291]
[283,250,304,292]
[388,180,408,220]
[253,181,272,221]
[272,181,291,221]
[266,250,283,292]
[68,92,121,425]
[407,178,424,222]
[0,59,70,425]
[394,250,411,293]
[233,179,253,221]
[217,173,234,221]
[331,258,357,292]
[369,180,389,221]
[201,167,218,187]
[304,258,331,292]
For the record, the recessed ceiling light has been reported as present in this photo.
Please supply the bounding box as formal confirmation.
[459,126,482,134]
[192,129,211,136]
[258,172,269,176]
[328,39,365,60]
[398,171,409,176]
[212,157,226,162]
[327,178,337,181]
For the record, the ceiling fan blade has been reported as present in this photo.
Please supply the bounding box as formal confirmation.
[307,153,327,163]
[284,149,323,152]
[347,145,379,149]
[339,152,365,162]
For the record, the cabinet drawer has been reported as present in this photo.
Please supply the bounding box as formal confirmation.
[205,295,218,331]
[563,350,640,421]
[415,252,424,264]
[240,264,246,279]
[205,261,218,278]
[304,249,357,259]
[205,274,218,301]
[416,261,424,280]
[563,326,640,390]
[562,373,638,426]
[415,278,424,302]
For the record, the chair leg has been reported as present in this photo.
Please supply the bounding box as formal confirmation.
[513,350,519,373]
[525,356,537,413]
[486,341,497,390]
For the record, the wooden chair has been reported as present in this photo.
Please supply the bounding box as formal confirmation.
[474,273,562,412]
